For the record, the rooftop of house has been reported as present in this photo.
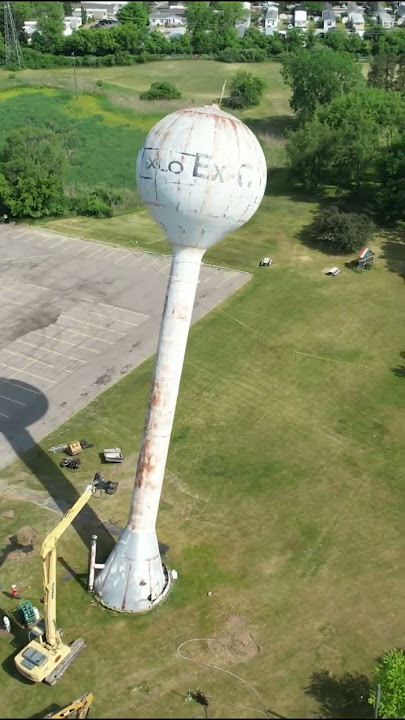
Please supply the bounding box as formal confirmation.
[266,7,278,18]
[378,10,392,18]
[294,9,307,19]
[350,11,364,21]
[322,9,336,20]
[81,1,127,8]
[150,7,186,17]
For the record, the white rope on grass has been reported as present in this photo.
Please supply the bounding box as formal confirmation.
[177,637,270,718]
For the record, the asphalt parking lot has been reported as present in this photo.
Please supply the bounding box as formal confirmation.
[0,224,249,469]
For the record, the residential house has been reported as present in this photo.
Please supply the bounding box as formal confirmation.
[149,7,186,27]
[346,2,360,16]
[294,8,308,28]
[397,2,405,20]
[64,15,82,32]
[23,14,82,41]
[322,7,336,30]
[23,20,38,41]
[350,11,365,31]
[265,5,279,33]
[378,9,394,27]
[236,8,251,36]
[80,1,128,21]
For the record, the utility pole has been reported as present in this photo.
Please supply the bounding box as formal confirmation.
[4,2,22,69]
[374,684,381,719]
[71,51,78,99]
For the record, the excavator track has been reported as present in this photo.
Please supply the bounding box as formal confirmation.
[44,639,87,686]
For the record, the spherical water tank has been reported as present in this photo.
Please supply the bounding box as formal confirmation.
[136,105,267,250]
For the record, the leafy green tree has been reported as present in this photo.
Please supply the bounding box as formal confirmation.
[368,53,399,91]
[144,30,169,55]
[285,28,303,52]
[140,81,181,100]
[190,28,214,54]
[63,1,72,14]
[225,70,265,108]
[211,1,244,27]
[287,88,404,193]
[31,2,64,53]
[211,26,239,52]
[369,650,405,719]
[64,28,96,55]
[116,1,148,27]
[313,206,375,253]
[379,140,405,226]
[111,24,145,54]
[396,54,405,93]
[281,47,364,124]
[185,1,214,33]
[266,31,284,56]
[0,127,66,218]
[286,117,332,188]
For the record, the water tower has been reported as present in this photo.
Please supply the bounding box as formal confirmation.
[94,105,267,613]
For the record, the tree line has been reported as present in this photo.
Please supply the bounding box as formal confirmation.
[281,44,404,242]
[0,1,404,70]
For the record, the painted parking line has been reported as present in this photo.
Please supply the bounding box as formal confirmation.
[4,348,54,368]
[0,392,25,406]
[104,248,120,259]
[0,295,25,307]
[99,302,149,319]
[0,378,41,395]
[89,310,138,327]
[56,328,114,345]
[86,246,106,258]
[142,257,161,271]
[0,410,8,418]
[0,362,56,384]
[47,238,67,249]
[17,339,86,364]
[60,315,126,335]
[113,252,132,265]
[32,331,99,354]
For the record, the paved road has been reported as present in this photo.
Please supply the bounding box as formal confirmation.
[0,225,250,469]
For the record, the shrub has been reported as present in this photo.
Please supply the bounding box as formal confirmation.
[71,186,123,217]
[71,194,112,217]
[224,71,265,109]
[313,206,375,253]
[140,81,181,100]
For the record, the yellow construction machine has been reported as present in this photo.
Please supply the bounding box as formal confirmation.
[14,473,118,685]
[44,692,94,718]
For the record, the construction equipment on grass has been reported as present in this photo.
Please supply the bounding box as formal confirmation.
[67,441,82,456]
[103,447,123,463]
[14,473,118,686]
[19,601,36,627]
[60,458,81,470]
[44,692,94,719]
[48,444,68,454]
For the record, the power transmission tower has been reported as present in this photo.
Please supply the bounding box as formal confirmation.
[4,2,22,69]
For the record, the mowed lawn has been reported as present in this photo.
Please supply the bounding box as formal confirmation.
[0,61,404,719]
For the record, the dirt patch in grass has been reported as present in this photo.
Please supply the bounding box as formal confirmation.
[190,614,260,667]
[16,525,37,546]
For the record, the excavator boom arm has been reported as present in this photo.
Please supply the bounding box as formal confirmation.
[41,479,100,648]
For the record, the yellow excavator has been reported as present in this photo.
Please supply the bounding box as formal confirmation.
[14,473,118,685]
[43,692,94,719]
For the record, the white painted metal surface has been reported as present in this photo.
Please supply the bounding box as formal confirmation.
[94,105,267,613]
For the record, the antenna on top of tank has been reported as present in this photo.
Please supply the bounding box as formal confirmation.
[219,79,227,108]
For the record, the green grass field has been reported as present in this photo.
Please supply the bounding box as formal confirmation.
[0,61,404,720]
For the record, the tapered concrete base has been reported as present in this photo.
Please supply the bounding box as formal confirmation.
[93,528,171,613]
